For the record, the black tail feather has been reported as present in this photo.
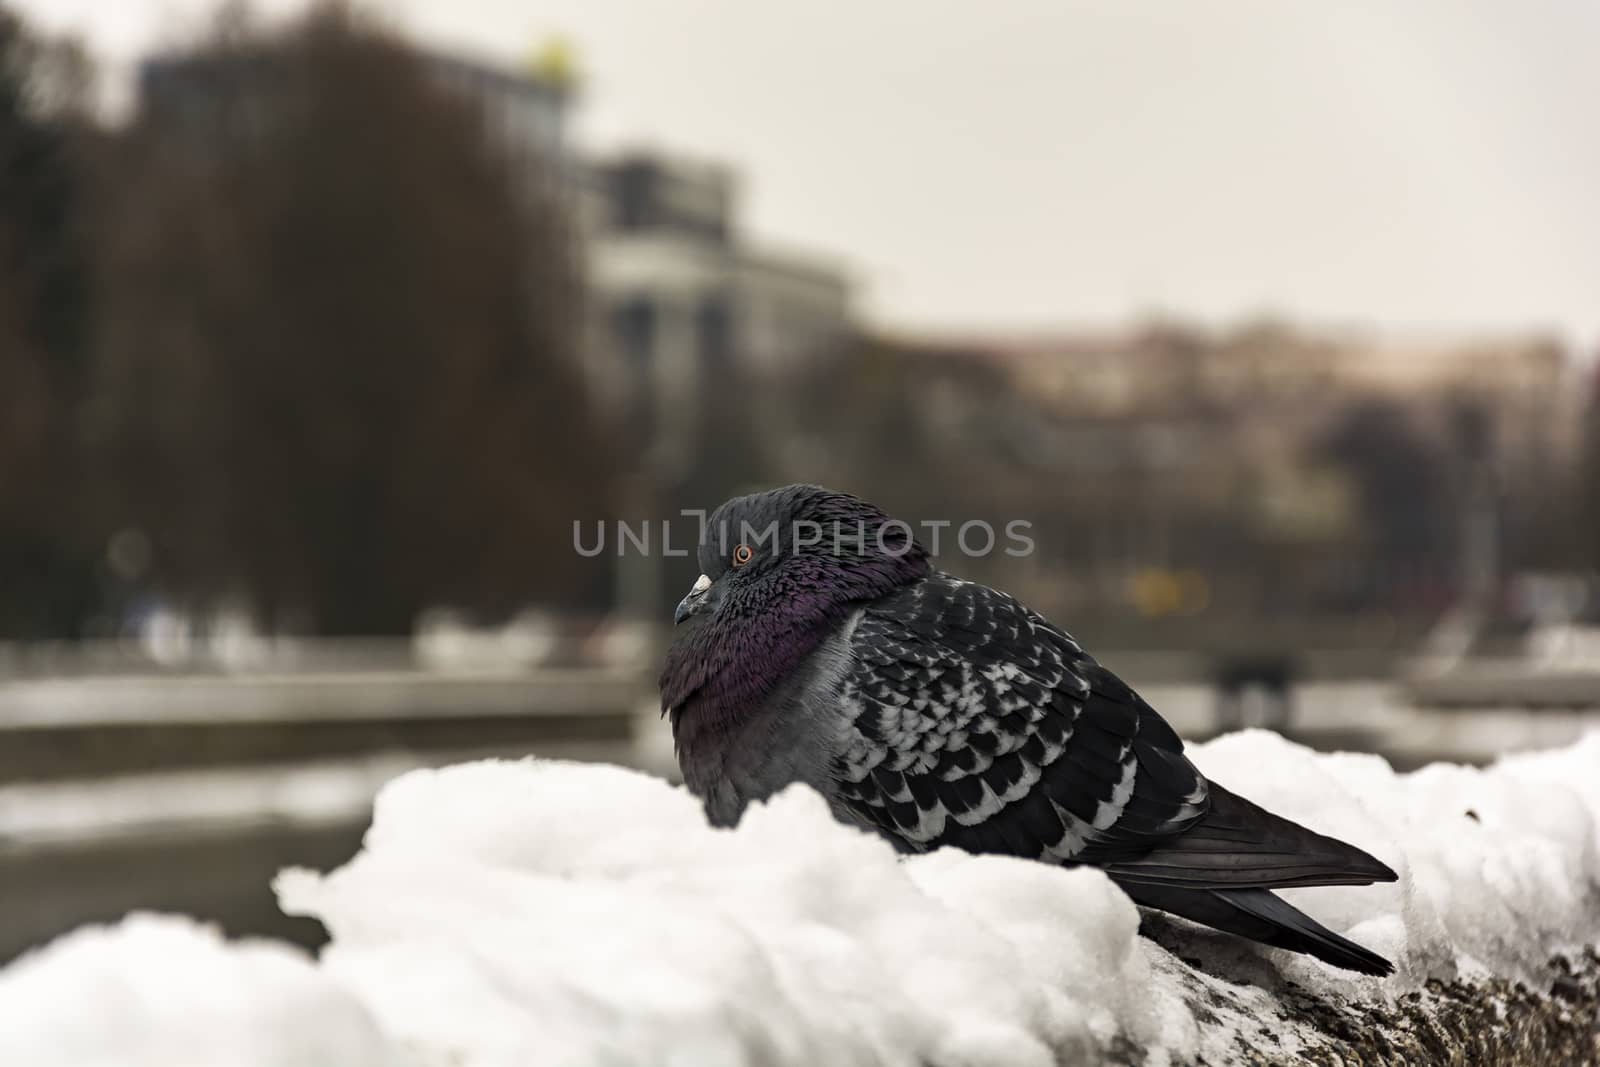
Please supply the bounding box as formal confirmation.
[1127,883,1394,976]
[1102,783,1398,890]
[1104,778,1397,975]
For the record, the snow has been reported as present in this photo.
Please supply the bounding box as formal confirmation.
[3,730,1599,1066]
[275,760,1185,1066]
[1188,731,1600,988]
[0,915,393,1067]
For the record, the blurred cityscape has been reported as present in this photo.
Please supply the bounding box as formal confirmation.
[2,3,1599,959]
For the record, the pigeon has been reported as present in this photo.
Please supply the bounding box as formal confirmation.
[660,485,1398,976]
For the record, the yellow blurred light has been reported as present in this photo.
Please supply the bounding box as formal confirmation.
[528,36,579,90]
[1129,568,1211,617]
[1129,570,1181,617]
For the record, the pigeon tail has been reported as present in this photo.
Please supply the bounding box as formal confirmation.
[1130,883,1395,976]
[1107,780,1397,975]
[1099,782,1398,890]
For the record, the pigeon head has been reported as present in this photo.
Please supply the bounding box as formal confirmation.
[659,484,930,730]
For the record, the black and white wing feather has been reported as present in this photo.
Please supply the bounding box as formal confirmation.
[828,572,1398,976]
[832,574,1210,864]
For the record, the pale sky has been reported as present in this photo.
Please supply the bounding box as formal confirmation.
[19,0,1600,347]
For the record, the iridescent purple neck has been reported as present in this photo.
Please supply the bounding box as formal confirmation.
[660,549,927,738]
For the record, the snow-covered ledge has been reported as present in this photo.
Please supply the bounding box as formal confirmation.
[2,731,1597,1066]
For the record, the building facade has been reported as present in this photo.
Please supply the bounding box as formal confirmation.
[578,151,852,475]
[140,44,854,468]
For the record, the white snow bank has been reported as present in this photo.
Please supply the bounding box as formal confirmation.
[1189,730,1600,989]
[3,730,1599,1067]
[0,915,394,1067]
[275,759,1189,1066]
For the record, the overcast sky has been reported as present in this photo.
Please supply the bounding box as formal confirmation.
[20,0,1600,347]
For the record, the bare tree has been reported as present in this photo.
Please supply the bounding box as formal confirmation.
[94,4,615,634]
[0,6,98,638]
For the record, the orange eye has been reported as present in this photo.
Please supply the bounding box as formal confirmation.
[732,544,754,567]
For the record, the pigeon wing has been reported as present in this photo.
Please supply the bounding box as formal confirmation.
[832,574,1210,863]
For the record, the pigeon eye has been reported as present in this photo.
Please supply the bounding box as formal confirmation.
[732,544,754,567]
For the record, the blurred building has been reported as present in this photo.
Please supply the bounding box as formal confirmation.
[140,45,853,474]
[425,50,572,179]
[140,45,575,181]
[902,324,1583,620]
[578,152,852,464]
[420,52,857,424]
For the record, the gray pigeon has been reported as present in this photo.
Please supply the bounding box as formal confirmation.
[660,485,1397,975]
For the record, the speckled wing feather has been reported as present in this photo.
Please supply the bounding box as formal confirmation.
[833,574,1210,863]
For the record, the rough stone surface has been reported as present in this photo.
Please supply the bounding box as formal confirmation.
[1142,932,1600,1066]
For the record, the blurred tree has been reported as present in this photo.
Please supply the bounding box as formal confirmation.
[93,4,615,634]
[772,337,982,519]
[0,6,98,638]
[1583,368,1600,573]
[766,336,1051,590]
[1314,398,1456,603]
[670,363,775,513]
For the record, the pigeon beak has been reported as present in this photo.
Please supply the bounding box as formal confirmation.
[673,573,715,626]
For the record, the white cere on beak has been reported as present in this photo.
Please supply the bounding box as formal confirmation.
[691,573,712,595]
